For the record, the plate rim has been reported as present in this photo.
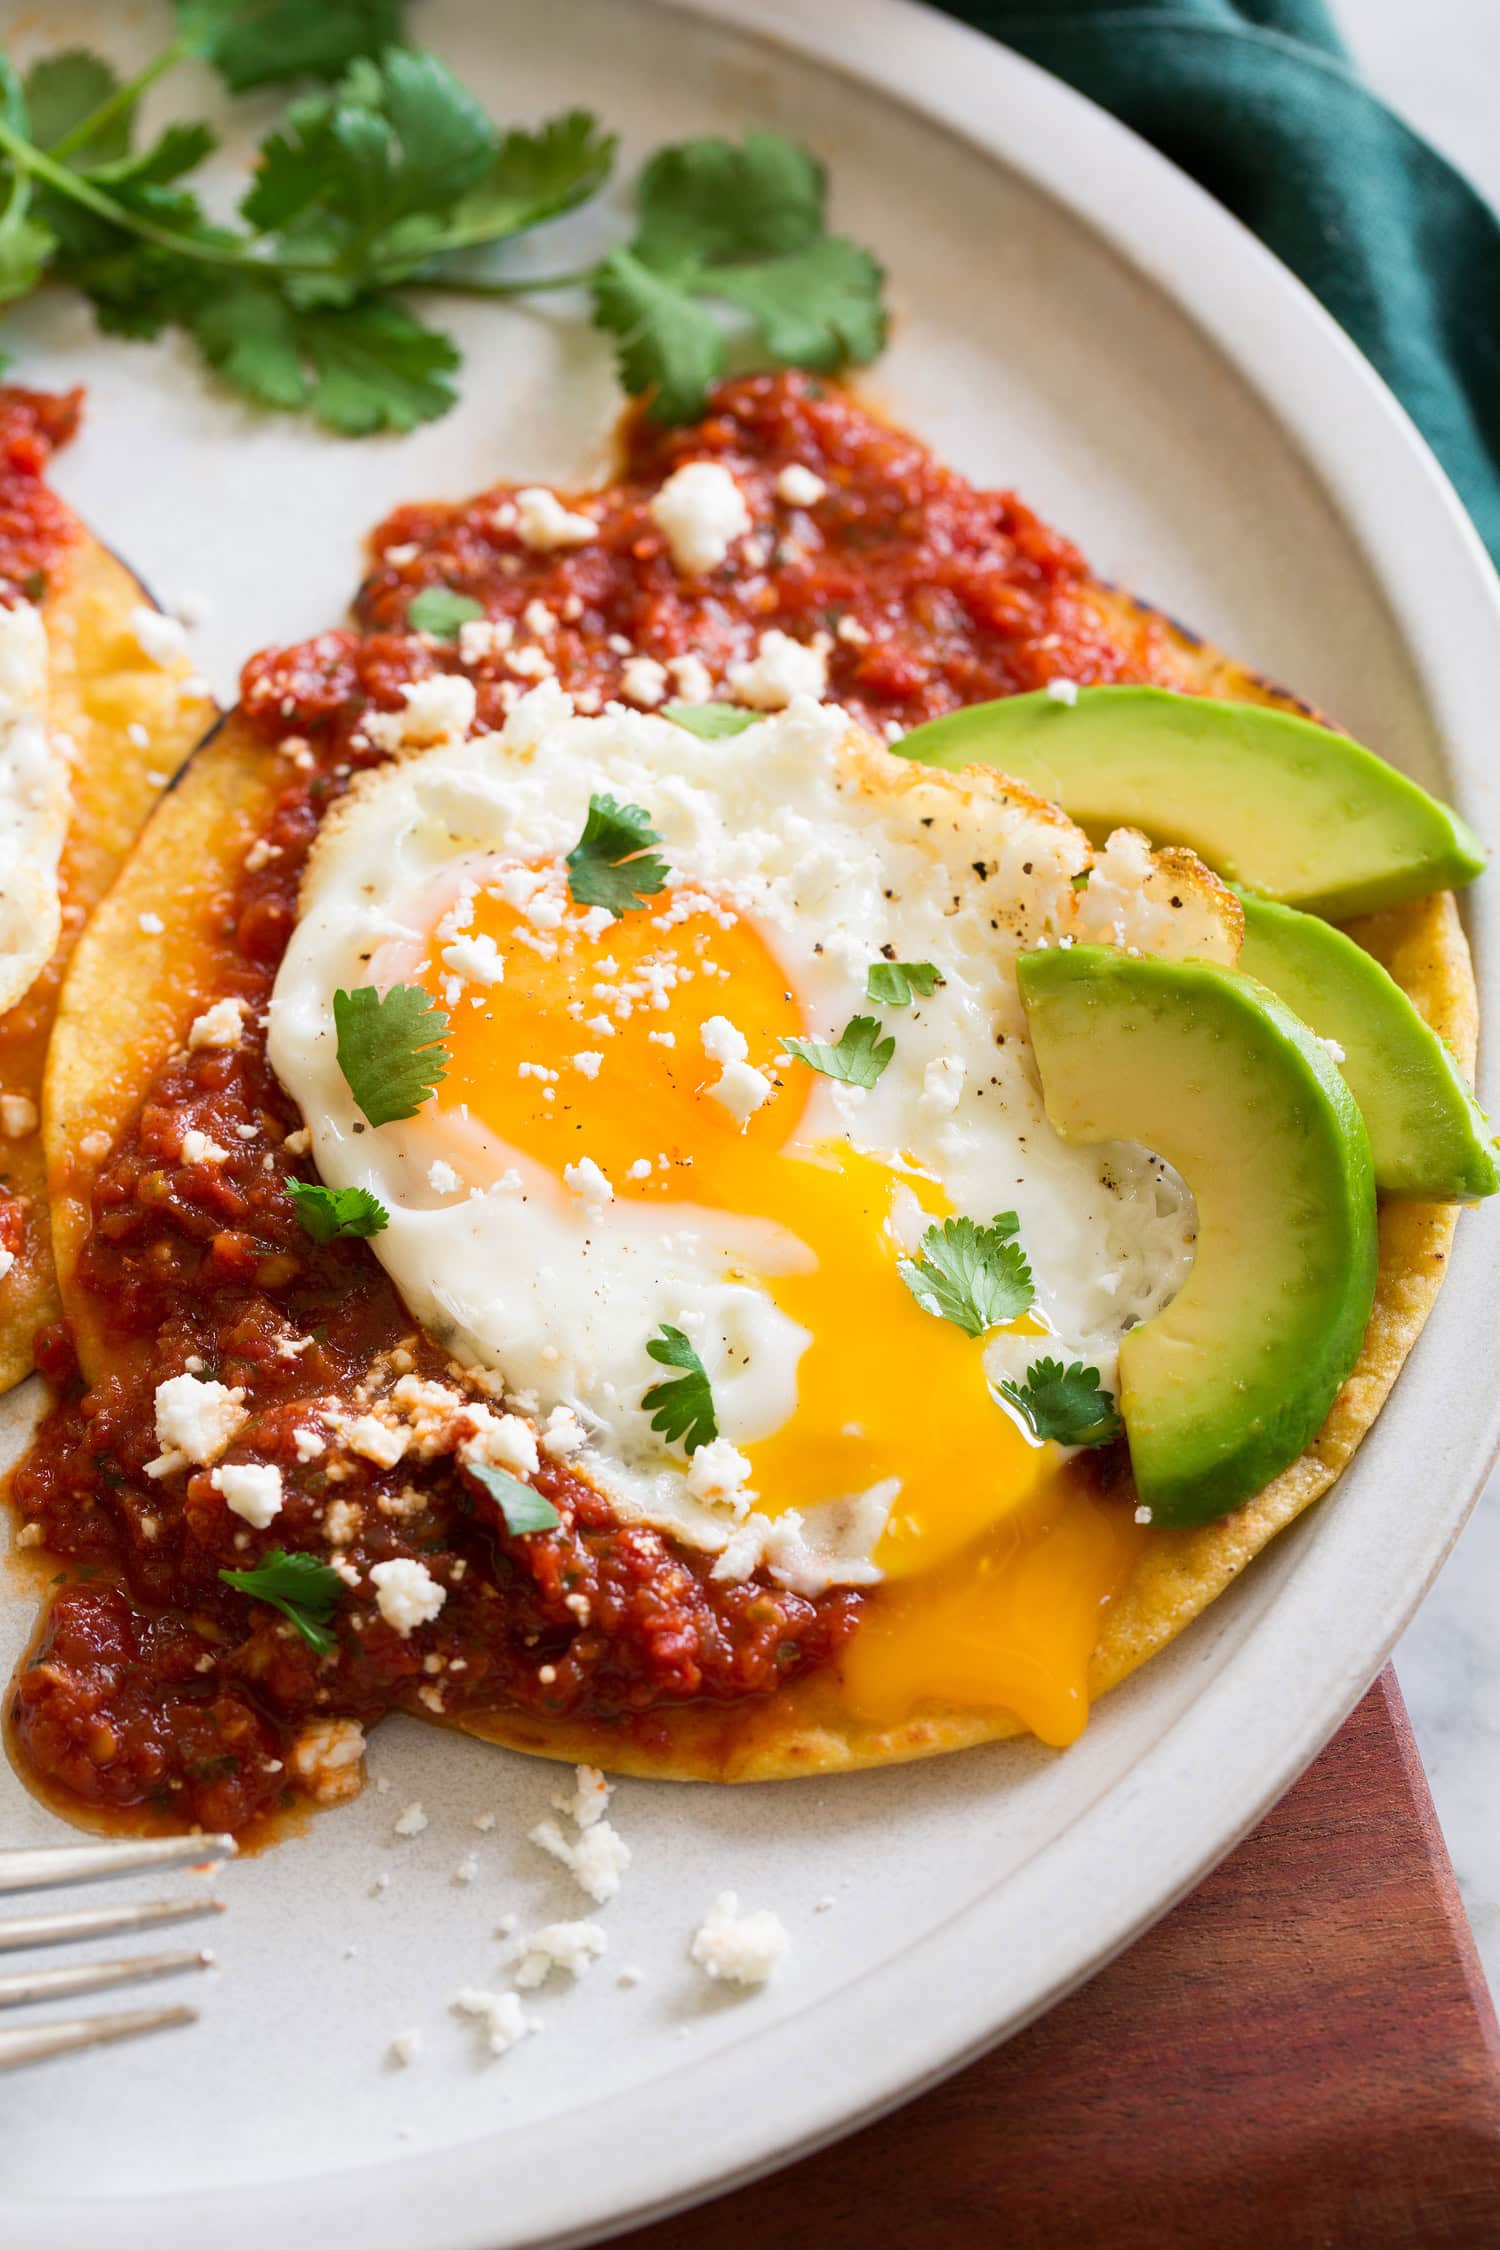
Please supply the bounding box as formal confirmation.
[17,1,1500,2244]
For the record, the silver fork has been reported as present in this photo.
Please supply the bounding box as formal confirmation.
[0,1832,234,2070]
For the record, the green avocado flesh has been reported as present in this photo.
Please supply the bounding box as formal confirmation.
[899,686,1485,919]
[1234,890,1498,1202]
[1017,945,1378,1527]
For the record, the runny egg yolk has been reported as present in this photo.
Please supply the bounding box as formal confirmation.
[419,877,1143,1744]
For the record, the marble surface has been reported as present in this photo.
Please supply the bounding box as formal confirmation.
[1332,0,1500,1998]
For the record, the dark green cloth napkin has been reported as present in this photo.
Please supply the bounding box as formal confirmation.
[940,0,1500,567]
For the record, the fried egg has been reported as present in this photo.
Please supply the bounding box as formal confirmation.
[269,680,1240,1740]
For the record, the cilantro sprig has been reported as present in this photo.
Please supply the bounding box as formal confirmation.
[286,1178,388,1242]
[0,9,888,431]
[333,982,449,1127]
[219,1548,343,1655]
[784,1014,894,1091]
[897,1213,1034,1338]
[866,960,941,1008]
[642,1324,717,1455]
[566,793,670,919]
[662,701,760,739]
[998,1358,1123,1449]
[467,1459,561,1536]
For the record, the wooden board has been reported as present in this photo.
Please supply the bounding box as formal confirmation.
[617,1671,1500,2250]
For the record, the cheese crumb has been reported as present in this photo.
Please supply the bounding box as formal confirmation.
[709,1058,773,1126]
[620,655,669,709]
[775,463,826,507]
[147,1373,247,1477]
[339,1413,409,1469]
[387,2029,422,2068]
[137,912,165,935]
[701,1015,748,1066]
[393,1801,428,1838]
[427,1159,460,1194]
[649,461,751,575]
[462,1410,539,1477]
[666,653,714,703]
[366,673,476,752]
[540,1406,588,1459]
[571,1051,603,1080]
[513,487,596,551]
[563,1155,613,1210]
[0,1092,37,1138]
[130,606,190,667]
[686,1438,755,1512]
[452,1988,539,2058]
[289,1717,366,1805]
[529,1816,631,1903]
[187,996,246,1050]
[553,1764,611,1828]
[371,1557,447,1636]
[1045,677,1080,705]
[180,1128,230,1165]
[729,629,827,710]
[441,931,506,987]
[212,1461,283,1528]
[689,1892,789,1986]
[514,1919,608,1988]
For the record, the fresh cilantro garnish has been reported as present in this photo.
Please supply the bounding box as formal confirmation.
[784,1014,894,1090]
[591,132,886,420]
[865,959,941,1008]
[566,793,670,918]
[1070,869,1091,892]
[467,1458,561,1536]
[661,700,759,739]
[407,586,484,638]
[219,1548,343,1655]
[0,14,886,433]
[286,1178,388,1242]
[999,1358,1123,1449]
[642,1324,717,1455]
[333,983,449,1127]
[897,1213,1033,1338]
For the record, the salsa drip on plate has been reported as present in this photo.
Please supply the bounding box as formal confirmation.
[7,374,1182,1839]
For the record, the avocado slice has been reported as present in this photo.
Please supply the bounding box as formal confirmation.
[1017,945,1377,1527]
[1234,890,1498,1202]
[899,686,1485,918]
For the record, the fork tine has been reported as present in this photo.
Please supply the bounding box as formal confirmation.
[0,1835,236,1896]
[0,1893,225,1955]
[0,2004,197,2072]
[0,1946,214,2010]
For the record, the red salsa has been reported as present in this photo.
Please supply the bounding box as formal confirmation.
[8,375,1177,1838]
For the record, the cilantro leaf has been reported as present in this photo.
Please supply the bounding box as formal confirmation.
[591,131,887,422]
[898,1214,1033,1338]
[408,586,483,638]
[662,700,760,739]
[23,52,133,162]
[219,1549,344,1655]
[784,1015,894,1090]
[439,110,615,250]
[642,1324,718,1455]
[999,1358,1123,1449]
[286,1178,389,1242]
[177,0,407,93]
[467,1458,561,1536]
[0,55,55,305]
[333,983,449,1126]
[566,792,670,918]
[187,282,461,432]
[865,960,941,1007]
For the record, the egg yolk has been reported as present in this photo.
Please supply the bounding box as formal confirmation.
[418,875,1142,1743]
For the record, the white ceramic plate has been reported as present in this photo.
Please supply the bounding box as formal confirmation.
[4,2,1500,2244]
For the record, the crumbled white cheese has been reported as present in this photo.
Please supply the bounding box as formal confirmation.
[700,1015,748,1066]
[689,1892,789,1986]
[187,996,247,1050]
[283,1126,312,1156]
[137,912,165,935]
[323,1496,360,1544]
[440,931,506,986]
[387,2029,422,2068]
[370,1556,447,1637]
[921,1055,965,1114]
[649,461,751,575]
[686,1437,755,1512]
[0,1091,37,1138]
[729,629,827,710]
[620,655,669,709]
[462,1410,539,1477]
[513,1919,608,1988]
[709,1058,774,1126]
[540,1406,588,1460]
[1319,1036,1348,1064]
[1045,677,1080,706]
[563,1156,613,1210]
[146,1373,247,1477]
[393,1801,428,1838]
[289,1717,366,1804]
[571,1051,603,1080]
[775,463,826,507]
[529,1815,631,1903]
[366,674,477,752]
[452,1987,539,2058]
[339,1413,409,1469]
[451,1853,479,1886]
[513,487,597,551]
[666,653,714,703]
[212,1461,283,1528]
[130,606,189,667]
[180,1128,230,1165]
